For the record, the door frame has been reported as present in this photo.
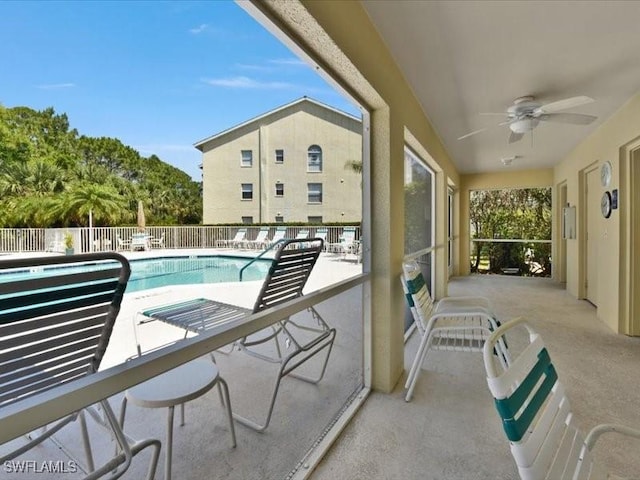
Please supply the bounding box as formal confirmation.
[621,139,640,335]
[579,163,599,302]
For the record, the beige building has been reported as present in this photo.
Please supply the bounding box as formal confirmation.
[196,97,362,224]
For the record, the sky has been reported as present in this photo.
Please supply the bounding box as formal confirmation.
[0,0,360,180]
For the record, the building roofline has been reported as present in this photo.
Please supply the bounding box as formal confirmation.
[193,96,361,150]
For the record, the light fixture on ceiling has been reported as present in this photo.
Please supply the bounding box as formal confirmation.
[509,118,539,134]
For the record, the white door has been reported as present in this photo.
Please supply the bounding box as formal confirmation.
[585,168,599,305]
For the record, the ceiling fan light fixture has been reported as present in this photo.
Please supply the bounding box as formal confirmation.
[509,118,539,134]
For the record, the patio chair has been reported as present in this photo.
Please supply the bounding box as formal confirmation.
[150,232,165,249]
[483,317,640,480]
[314,227,328,250]
[334,227,358,256]
[0,252,160,480]
[295,229,309,240]
[402,259,509,401]
[116,234,131,251]
[264,226,287,248]
[245,227,270,250]
[134,238,335,432]
[217,228,246,248]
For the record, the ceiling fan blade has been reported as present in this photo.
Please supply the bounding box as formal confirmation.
[457,127,487,140]
[509,131,524,144]
[535,96,594,114]
[539,113,597,125]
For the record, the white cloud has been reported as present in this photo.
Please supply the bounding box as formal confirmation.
[202,76,294,89]
[268,58,307,67]
[189,23,208,34]
[36,83,75,90]
[234,63,274,72]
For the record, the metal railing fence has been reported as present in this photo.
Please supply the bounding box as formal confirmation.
[0,225,361,254]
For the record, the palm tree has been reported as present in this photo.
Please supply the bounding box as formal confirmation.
[48,182,128,226]
[344,159,363,174]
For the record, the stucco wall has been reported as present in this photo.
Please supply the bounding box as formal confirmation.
[554,92,640,333]
[201,101,362,224]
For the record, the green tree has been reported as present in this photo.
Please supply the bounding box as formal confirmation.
[469,188,551,274]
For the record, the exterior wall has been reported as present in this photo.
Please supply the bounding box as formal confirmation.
[459,169,554,276]
[200,101,362,224]
[554,92,640,334]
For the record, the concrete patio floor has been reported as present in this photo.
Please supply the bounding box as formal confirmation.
[311,275,640,480]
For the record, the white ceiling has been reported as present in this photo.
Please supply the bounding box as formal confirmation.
[361,0,640,174]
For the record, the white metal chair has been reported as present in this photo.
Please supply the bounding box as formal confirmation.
[150,233,165,248]
[116,234,131,251]
[483,317,640,480]
[402,259,509,401]
[0,253,160,479]
[134,238,335,432]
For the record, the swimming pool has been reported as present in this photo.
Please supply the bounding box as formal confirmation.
[0,256,272,293]
[127,256,271,292]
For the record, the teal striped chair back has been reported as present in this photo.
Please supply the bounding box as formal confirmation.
[483,318,609,480]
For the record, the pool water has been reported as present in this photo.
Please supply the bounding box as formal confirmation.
[0,256,271,294]
[127,256,271,292]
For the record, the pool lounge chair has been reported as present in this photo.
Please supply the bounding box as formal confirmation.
[265,226,287,248]
[402,259,509,401]
[483,317,640,480]
[245,227,270,250]
[217,228,247,248]
[0,253,160,479]
[329,227,357,255]
[135,238,335,432]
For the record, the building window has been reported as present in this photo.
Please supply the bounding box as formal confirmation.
[241,150,253,167]
[275,215,284,223]
[275,183,284,197]
[307,183,322,203]
[241,183,253,200]
[307,145,322,172]
[241,216,253,224]
[308,216,323,224]
[275,149,284,163]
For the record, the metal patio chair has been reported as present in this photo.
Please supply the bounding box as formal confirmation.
[134,238,335,432]
[0,253,160,480]
[402,259,509,401]
[483,317,640,480]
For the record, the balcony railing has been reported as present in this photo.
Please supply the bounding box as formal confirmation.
[471,238,552,276]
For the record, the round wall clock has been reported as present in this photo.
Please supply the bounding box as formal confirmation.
[601,191,612,218]
[600,161,612,187]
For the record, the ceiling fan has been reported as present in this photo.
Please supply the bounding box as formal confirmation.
[458,95,597,144]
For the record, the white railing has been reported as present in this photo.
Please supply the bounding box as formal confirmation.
[0,225,361,254]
